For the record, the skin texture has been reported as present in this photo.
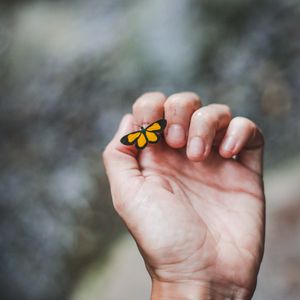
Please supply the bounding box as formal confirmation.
[103,92,265,300]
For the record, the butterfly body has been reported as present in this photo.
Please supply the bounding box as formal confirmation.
[120,119,167,150]
[140,127,146,133]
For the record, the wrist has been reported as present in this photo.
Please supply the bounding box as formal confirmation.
[151,280,209,300]
[150,279,252,300]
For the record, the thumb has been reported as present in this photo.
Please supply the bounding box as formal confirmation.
[102,114,143,210]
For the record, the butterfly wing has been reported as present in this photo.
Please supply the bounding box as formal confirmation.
[120,131,141,145]
[145,119,167,132]
[144,119,166,144]
[136,132,148,149]
[145,131,160,144]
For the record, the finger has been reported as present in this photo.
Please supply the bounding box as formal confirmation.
[102,114,143,208]
[132,92,166,128]
[187,104,232,161]
[219,117,264,175]
[164,92,202,148]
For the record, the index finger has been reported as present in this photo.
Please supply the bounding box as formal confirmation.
[132,92,166,128]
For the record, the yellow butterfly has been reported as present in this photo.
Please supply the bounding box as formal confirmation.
[120,119,167,150]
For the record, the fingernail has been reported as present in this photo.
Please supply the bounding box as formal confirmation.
[222,136,236,152]
[188,137,205,158]
[168,124,185,144]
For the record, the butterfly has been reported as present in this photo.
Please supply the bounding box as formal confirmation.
[120,119,167,150]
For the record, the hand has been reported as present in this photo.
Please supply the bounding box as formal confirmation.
[103,92,265,300]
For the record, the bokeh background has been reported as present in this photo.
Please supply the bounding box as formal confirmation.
[0,0,299,299]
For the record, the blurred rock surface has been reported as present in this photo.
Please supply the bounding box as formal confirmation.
[0,0,299,299]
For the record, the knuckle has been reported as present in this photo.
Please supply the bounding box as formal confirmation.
[233,116,247,123]
[207,103,232,117]
[133,92,165,111]
[233,116,256,128]
[193,107,215,123]
[165,95,185,110]
[137,99,151,111]
[133,100,151,114]
[166,92,201,109]
[141,91,165,99]
[180,91,201,103]
[220,104,232,116]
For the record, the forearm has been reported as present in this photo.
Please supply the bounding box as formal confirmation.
[151,279,252,300]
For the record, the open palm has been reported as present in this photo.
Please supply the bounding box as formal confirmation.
[103,92,265,299]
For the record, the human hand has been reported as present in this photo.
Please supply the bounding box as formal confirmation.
[103,92,265,300]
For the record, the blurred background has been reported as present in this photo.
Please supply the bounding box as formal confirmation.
[0,0,299,299]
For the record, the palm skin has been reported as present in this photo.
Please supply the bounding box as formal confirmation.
[116,142,265,297]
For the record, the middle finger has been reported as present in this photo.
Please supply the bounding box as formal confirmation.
[164,92,202,148]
